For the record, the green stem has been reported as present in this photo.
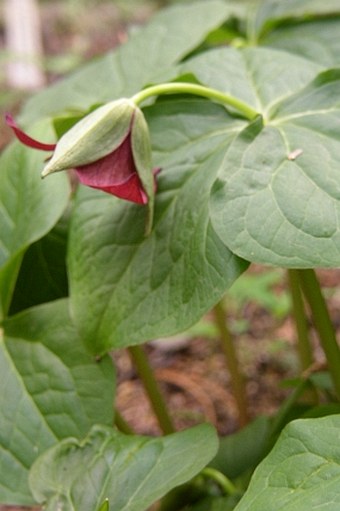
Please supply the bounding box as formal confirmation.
[132,82,259,121]
[128,345,175,434]
[213,300,249,427]
[114,409,134,435]
[288,270,314,371]
[297,269,340,400]
[270,378,310,439]
[201,467,237,496]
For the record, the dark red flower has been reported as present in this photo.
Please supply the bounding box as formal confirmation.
[5,99,157,205]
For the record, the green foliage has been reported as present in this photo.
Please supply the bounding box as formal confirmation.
[29,423,218,511]
[193,51,340,266]
[0,121,70,318]
[0,300,115,504]
[2,1,340,510]
[235,415,340,511]
[68,100,246,354]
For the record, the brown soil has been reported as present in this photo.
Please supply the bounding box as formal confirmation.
[113,268,340,437]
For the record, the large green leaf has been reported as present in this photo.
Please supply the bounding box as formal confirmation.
[247,0,340,41]
[68,99,247,354]
[29,423,218,511]
[234,415,340,511]
[20,0,234,124]
[263,19,340,67]
[203,49,340,267]
[180,46,322,113]
[0,300,115,505]
[0,121,70,318]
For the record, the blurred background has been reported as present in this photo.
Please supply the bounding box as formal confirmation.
[0,0,186,148]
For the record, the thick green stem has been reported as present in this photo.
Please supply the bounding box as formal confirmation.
[114,409,134,435]
[213,300,249,427]
[132,82,259,121]
[297,269,340,400]
[128,345,175,434]
[288,270,314,371]
[201,467,237,496]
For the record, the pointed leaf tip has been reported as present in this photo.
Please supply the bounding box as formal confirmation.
[98,499,109,511]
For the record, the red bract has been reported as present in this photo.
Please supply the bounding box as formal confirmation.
[5,107,156,205]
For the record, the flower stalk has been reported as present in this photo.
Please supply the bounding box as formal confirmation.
[213,300,249,427]
[132,82,259,121]
[288,270,314,371]
[297,269,340,400]
[200,467,237,496]
[128,345,175,434]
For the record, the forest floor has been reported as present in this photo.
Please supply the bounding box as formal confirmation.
[114,267,340,436]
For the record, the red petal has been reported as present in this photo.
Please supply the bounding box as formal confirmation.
[75,133,148,204]
[81,173,148,204]
[5,113,56,151]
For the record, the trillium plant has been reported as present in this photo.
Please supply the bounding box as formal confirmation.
[3,1,340,510]
[6,85,256,233]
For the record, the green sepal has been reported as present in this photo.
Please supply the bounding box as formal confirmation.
[42,99,135,175]
[131,107,155,234]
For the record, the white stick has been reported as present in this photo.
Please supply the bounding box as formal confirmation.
[4,0,45,90]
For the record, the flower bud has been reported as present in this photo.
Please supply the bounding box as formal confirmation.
[42,99,155,207]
